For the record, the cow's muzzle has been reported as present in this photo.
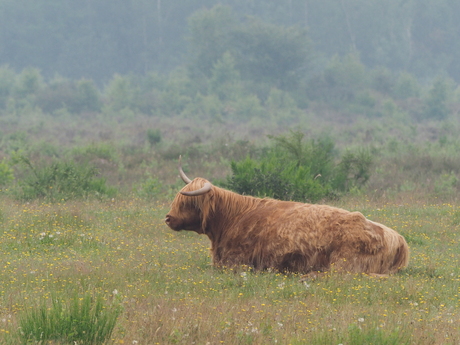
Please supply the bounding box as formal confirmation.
[165,214,180,231]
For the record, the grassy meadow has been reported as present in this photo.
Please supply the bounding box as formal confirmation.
[3,24,460,343]
[1,105,460,343]
[0,195,459,344]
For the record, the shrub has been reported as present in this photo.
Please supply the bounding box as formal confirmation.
[309,53,368,106]
[227,154,328,202]
[433,172,458,197]
[3,131,28,152]
[269,131,335,181]
[146,129,162,146]
[13,67,44,99]
[209,52,242,102]
[35,77,101,114]
[71,143,119,163]
[76,78,102,112]
[13,156,117,201]
[182,93,223,120]
[371,66,395,95]
[0,65,15,109]
[0,158,14,186]
[332,149,373,192]
[392,71,420,99]
[104,74,134,112]
[226,131,373,202]
[232,94,264,119]
[35,78,77,114]
[266,87,301,120]
[422,77,452,120]
[134,175,163,199]
[157,68,194,116]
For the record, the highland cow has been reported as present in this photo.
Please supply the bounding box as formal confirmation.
[165,159,409,275]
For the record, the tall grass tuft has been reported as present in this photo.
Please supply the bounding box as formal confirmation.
[17,293,122,345]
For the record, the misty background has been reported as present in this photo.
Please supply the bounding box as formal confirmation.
[1,0,459,84]
[1,0,460,200]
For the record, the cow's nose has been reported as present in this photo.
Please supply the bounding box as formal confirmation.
[165,215,171,224]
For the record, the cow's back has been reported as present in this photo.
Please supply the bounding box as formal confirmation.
[213,201,408,274]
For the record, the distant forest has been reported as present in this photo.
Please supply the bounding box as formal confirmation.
[1,0,460,84]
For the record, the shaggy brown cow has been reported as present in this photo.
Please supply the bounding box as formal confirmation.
[165,159,409,275]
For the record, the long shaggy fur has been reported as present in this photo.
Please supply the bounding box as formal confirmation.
[166,178,409,274]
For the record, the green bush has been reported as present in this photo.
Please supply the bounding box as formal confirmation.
[104,74,134,112]
[13,67,44,99]
[182,93,223,120]
[309,53,368,106]
[71,143,119,163]
[17,293,121,345]
[226,131,373,202]
[370,66,395,95]
[157,68,194,116]
[0,65,15,109]
[422,77,452,120]
[209,51,243,102]
[0,158,14,186]
[265,87,302,121]
[13,156,117,201]
[75,78,102,113]
[232,94,264,119]
[433,172,458,197]
[392,71,420,99]
[332,149,373,192]
[146,129,162,146]
[34,77,101,114]
[134,175,164,199]
[3,131,28,152]
[269,131,335,181]
[227,154,328,202]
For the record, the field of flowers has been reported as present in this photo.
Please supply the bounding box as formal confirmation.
[0,196,459,344]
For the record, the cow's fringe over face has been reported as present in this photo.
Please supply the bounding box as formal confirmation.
[168,177,260,235]
[167,178,216,233]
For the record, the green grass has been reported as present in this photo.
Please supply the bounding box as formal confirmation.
[17,292,121,344]
[0,197,459,344]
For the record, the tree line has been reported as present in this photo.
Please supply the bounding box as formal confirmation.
[1,0,460,84]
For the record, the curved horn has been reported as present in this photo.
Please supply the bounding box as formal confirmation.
[178,155,192,184]
[181,182,212,196]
